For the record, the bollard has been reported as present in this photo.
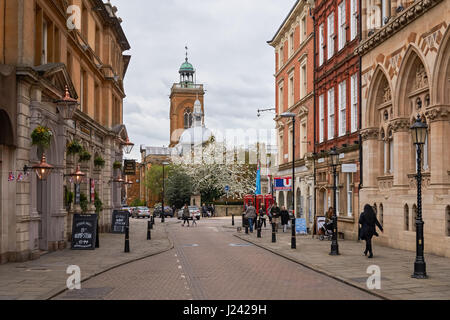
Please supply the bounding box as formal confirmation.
[291,218,296,249]
[232,214,235,226]
[124,225,130,253]
[257,219,262,238]
[147,220,151,240]
[242,213,245,228]
[272,222,276,243]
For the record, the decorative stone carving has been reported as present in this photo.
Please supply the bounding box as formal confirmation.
[355,0,443,56]
[383,86,392,102]
[391,118,410,132]
[424,105,450,122]
[360,128,379,141]
[415,64,429,89]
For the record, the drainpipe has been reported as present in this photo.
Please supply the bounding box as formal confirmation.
[312,11,318,236]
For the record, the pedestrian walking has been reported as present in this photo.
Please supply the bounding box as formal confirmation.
[245,203,257,233]
[259,205,267,228]
[182,203,190,227]
[280,206,290,233]
[359,204,383,258]
[270,202,281,232]
[202,203,208,218]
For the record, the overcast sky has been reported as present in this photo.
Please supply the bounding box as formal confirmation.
[114,0,295,160]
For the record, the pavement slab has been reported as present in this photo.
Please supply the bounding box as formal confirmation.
[232,221,450,300]
[0,218,175,300]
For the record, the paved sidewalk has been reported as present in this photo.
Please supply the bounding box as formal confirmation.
[231,224,450,300]
[0,218,176,300]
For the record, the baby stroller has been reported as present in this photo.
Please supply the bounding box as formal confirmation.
[319,220,334,241]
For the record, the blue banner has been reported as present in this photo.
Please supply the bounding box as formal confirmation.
[255,164,261,195]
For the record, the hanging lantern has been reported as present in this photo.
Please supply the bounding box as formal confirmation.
[121,138,135,154]
[55,85,79,120]
[33,154,54,180]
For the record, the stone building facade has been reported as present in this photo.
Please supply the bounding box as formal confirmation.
[356,0,450,257]
[268,0,316,228]
[313,0,361,239]
[0,0,131,263]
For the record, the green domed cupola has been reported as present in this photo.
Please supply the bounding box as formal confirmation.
[179,47,196,88]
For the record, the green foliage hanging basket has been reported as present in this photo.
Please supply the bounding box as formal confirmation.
[113,161,122,170]
[31,126,52,150]
[79,149,92,162]
[94,156,105,168]
[67,140,83,155]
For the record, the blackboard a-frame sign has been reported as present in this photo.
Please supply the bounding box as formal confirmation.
[111,210,129,234]
[71,214,98,250]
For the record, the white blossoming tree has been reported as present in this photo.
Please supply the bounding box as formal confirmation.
[172,138,257,202]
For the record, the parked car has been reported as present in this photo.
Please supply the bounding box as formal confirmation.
[154,206,174,218]
[132,206,151,219]
[121,206,134,217]
[177,206,201,220]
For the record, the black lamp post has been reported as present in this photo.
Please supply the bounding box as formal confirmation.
[161,161,169,223]
[281,112,297,249]
[410,115,428,279]
[329,147,340,256]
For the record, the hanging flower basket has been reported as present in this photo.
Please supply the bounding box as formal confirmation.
[94,156,105,168]
[113,161,122,170]
[79,149,92,162]
[67,140,83,155]
[31,126,52,150]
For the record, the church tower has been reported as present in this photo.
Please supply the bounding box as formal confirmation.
[169,50,205,147]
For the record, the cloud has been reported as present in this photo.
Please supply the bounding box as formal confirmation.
[114,0,295,160]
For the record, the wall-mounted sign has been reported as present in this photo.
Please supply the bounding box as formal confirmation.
[274,177,292,191]
[342,163,357,173]
[123,160,136,176]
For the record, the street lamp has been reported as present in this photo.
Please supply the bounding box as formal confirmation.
[121,138,135,155]
[55,86,78,120]
[280,112,297,249]
[329,147,340,256]
[161,161,170,223]
[410,115,428,279]
[30,154,54,180]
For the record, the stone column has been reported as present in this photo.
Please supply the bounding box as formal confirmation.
[425,105,450,186]
[391,118,411,187]
[361,128,380,188]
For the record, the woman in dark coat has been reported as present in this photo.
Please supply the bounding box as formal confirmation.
[359,204,383,258]
[280,206,290,233]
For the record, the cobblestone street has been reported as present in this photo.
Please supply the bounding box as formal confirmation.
[54,218,378,300]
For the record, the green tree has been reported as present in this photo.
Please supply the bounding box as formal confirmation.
[166,167,192,209]
[144,164,173,202]
[130,198,146,207]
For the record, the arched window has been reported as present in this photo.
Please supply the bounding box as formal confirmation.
[404,204,409,231]
[278,192,285,208]
[446,206,450,237]
[184,109,193,129]
[412,204,417,232]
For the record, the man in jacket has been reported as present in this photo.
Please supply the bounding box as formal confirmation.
[270,202,281,232]
[245,203,257,233]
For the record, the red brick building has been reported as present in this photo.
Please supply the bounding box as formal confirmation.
[268,0,316,228]
[313,0,361,238]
